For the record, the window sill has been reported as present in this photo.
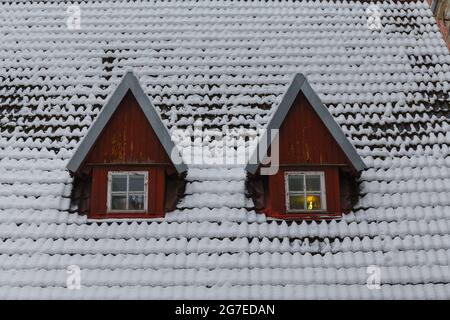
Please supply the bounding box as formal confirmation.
[88,213,165,219]
[106,210,148,214]
[265,210,342,221]
[286,210,327,214]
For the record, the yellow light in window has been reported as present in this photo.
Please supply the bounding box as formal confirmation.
[306,195,320,210]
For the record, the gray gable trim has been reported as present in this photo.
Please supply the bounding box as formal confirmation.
[245,73,366,174]
[66,71,187,174]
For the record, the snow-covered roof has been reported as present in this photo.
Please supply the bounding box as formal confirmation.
[0,0,449,299]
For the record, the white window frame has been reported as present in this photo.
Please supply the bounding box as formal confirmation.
[284,171,327,213]
[107,171,148,213]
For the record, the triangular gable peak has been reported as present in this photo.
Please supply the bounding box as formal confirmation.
[66,71,187,174]
[246,73,366,174]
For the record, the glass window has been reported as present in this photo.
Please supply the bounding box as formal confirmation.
[108,172,147,212]
[288,175,304,192]
[285,172,326,212]
[305,175,321,191]
[111,175,127,192]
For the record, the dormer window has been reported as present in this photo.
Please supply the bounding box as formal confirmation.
[66,72,187,219]
[107,171,148,212]
[285,171,326,212]
[245,74,365,220]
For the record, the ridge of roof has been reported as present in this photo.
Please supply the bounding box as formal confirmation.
[66,71,187,174]
[246,73,366,174]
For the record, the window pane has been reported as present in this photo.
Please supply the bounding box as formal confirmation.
[305,175,321,191]
[306,194,322,210]
[288,175,304,192]
[129,174,145,192]
[128,194,145,210]
[111,175,127,192]
[111,194,127,210]
[289,195,305,210]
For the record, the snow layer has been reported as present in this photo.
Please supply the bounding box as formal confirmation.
[0,0,449,299]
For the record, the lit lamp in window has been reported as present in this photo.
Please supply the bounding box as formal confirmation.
[306,195,321,210]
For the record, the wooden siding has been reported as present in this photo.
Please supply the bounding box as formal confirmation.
[85,90,172,166]
[276,92,352,166]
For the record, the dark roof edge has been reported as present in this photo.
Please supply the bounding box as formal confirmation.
[245,73,366,174]
[66,71,188,174]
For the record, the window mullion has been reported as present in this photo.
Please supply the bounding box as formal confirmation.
[304,190,307,210]
[303,176,307,210]
[126,175,130,210]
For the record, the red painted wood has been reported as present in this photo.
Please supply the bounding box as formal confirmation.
[261,92,352,220]
[82,90,175,219]
[85,90,172,165]
[155,167,166,214]
[90,167,106,216]
[276,92,352,166]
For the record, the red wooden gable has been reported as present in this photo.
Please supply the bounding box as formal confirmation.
[67,72,186,219]
[246,73,365,175]
[275,91,352,167]
[85,90,172,166]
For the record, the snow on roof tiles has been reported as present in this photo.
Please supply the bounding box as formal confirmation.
[0,0,449,299]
